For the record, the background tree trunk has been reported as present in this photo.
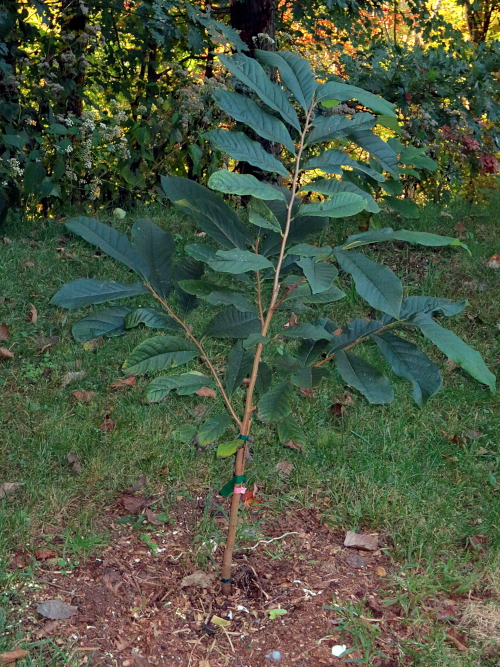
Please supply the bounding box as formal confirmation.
[230,0,277,53]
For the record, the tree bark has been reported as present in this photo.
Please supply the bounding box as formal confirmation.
[230,0,277,53]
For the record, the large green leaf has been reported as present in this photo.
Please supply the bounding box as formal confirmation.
[373,331,442,406]
[255,361,273,394]
[326,318,385,354]
[197,414,233,446]
[340,227,464,251]
[205,130,290,178]
[335,350,394,404]
[383,196,420,219]
[348,130,398,174]
[65,216,148,275]
[212,89,296,153]
[51,279,148,310]
[205,291,257,314]
[124,307,181,331]
[297,338,329,366]
[334,250,402,319]
[400,297,467,319]
[299,193,367,218]
[174,258,204,315]
[277,415,307,447]
[248,198,282,233]
[185,244,218,263]
[285,283,346,305]
[123,335,198,375]
[131,218,175,299]
[217,440,243,457]
[208,248,273,274]
[219,53,300,130]
[208,171,287,201]
[317,81,397,117]
[299,178,380,213]
[225,341,254,395]
[307,113,376,145]
[72,307,131,342]
[291,365,328,388]
[413,314,496,391]
[257,381,294,422]
[146,372,214,402]
[283,322,335,341]
[161,176,252,249]
[399,146,438,171]
[255,49,316,111]
[296,258,338,294]
[206,307,261,338]
[303,149,385,182]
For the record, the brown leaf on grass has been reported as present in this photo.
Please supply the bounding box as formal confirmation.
[67,453,81,474]
[36,599,78,620]
[60,370,86,387]
[445,358,458,371]
[345,553,366,569]
[454,221,466,230]
[180,571,214,589]
[123,475,147,494]
[441,430,467,446]
[0,649,28,665]
[463,281,488,292]
[72,391,95,404]
[283,440,303,451]
[445,629,467,652]
[284,313,298,328]
[196,386,216,398]
[466,534,487,552]
[83,337,104,351]
[375,566,387,577]
[34,549,58,561]
[0,348,14,360]
[299,387,314,398]
[22,261,35,269]
[0,483,23,499]
[145,509,165,525]
[99,414,115,432]
[26,304,37,324]
[1,237,12,245]
[275,461,294,476]
[192,404,207,419]
[110,376,137,389]
[0,323,9,341]
[35,336,59,353]
[344,531,379,551]
[330,402,344,419]
[120,495,152,514]
[486,254,500,269]
[462,429,483,440]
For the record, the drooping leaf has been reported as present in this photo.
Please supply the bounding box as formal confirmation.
[51,279,148,310]
[65,216,148,275]
[124,307,181,331]
[205,291,257,314]
[146,372,214,402]
[296,258,338,294]
[348,130,398,174]
[206,308,261,338]
[72,307,131,342]
[212,89,296,153]
[291,365,329,388]
[400,297,467,319]
[248,198,282,233]
[123,335,198,375]
[257,381,294,422]
[161,176,252,249]
[334,250,402,319]
[297,338,329,366]
[217,439,243,457]
[255,49,315,111]
[205,130,290,178]
[255,361,272,394]
[208,248,273,273]
[413,314,496,391]
[177,279,221,297]
[373,331,442,406]
[299,193,367,218]
[307,113,376,145]
[197,414,233,446]
[299,178,379,213]
[131,218,175,299]
[225,341,254,395]
[335,350,394,404]
[277,415,307,447]
[287,243,333,258]
[208,171,287,201]
[185,244,219,263]
[283,322,334,341]
[303,149,385,182]
[317,81,397,117]
[383,196,420,219]
[174,257,204,315]
[399,145,438,171]
[219,53,300,130]
[243,334,270,349]
[340,227,464,250]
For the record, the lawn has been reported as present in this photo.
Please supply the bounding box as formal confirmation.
[0,196,499,666]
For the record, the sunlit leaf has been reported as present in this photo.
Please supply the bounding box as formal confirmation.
[205,130,290,178]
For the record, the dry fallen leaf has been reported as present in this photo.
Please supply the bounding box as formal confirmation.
[67,453,82,474]
[180,571,214,589]
[284,313,298,328]
[445,358,458,371]
[120,495,152,514]
[83,337,104,351]
[275,461,294,476]
[145,508,165,525]
[34,549,58,561]
[486,254,500,269]
[344,531,379,551]
[330,402,344,419]
[35,336,59,353]
[299,387,314,398]
[123,475,147,494]
[99,414,115,432]
[283,439,303,451]
[22,261,35,269]
[110,376,137,389]
[196,386,217,398]
[445,629,468,652]
[1,237,12,244]
[462,429,483,440]
[345,553,366,569]
[0,649,28,665]
[192,404,207,419]
[0,483,23,499]
[72,391,95,404]
[0,348,14,360]
[36,599,78,620]
[375,566,387,577]
[26,304,37,324]
[60,370,86,387]
[467,534,487,552]
[0,323,10,341]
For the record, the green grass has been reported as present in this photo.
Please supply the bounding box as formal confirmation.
[1,196,500,665]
